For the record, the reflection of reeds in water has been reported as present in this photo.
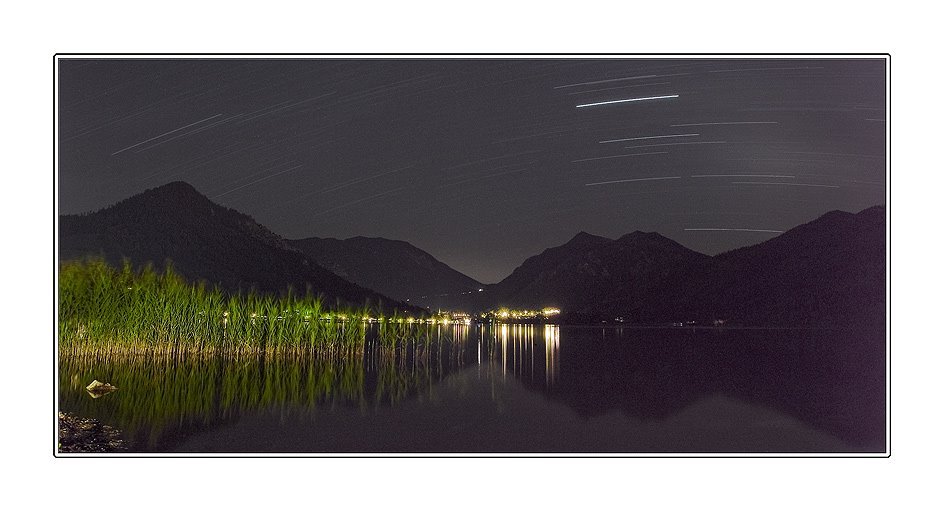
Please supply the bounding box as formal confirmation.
[58,323,479,450]
[58,315,561,451]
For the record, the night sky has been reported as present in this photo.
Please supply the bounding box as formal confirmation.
[58,58,886,283]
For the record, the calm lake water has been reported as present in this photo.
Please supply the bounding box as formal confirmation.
[58,324,886,453]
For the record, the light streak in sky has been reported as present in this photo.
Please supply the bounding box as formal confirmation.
[211,164,305,199]
[624,141,727,150]
[134,113,245,152]
[576,94,679,108]
[319,165,414,195]
[585,176,681,186]
[572,152,667,163]
[567,82,671,95]
[555,73,690,89]
[111,114,222,155]
[599,133,699,144]
[731,182,840,188]
[232,92,336,126]
[685,228,785,233]
[313,185,414,216]
[691,174,796,178]
[780,151,884,159]
[728,158,827,163]
[707,66,824,74]
[265,164,417,213]
[671,121,778,127]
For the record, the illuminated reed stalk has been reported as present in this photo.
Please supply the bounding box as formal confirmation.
[59,258,432,355]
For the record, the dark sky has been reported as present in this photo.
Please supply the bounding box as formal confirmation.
[58,57,886,283]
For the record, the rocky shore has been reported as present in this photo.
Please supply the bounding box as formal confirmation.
[58,412,127,453]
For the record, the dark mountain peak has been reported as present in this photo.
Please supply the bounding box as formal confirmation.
[816,208,855,223]
[287,235,483,309]
[139,181,208,203]
[97,180,221,221]
[488,204,885,327]
[615,230,707,258]
[348,235,388,242]
[566,231,611,246]
[153,180,201,194]
[303,235,426,256]
[789,205,885,235]
[347,235,413,249]
[856,204,885,220]
[618,230,665,242]
[59,184,419,314]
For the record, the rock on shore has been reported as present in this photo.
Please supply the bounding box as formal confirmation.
[58,412,127,453]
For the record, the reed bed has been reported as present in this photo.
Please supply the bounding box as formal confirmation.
[58,259,420,355]
[60,325,475,449]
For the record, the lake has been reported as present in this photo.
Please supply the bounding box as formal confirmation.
[58,324,886,454]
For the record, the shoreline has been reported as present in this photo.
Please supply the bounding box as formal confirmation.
[57,412,127,453]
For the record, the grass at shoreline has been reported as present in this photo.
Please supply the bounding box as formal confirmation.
[59,259,437,355]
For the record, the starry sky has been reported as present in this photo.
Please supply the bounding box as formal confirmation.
[58,57,887,283]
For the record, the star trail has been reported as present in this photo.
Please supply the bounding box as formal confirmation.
[58,57,887,283]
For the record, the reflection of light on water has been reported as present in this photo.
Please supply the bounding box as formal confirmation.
[475,323,561,387]
[545,325,559,387]
[501,324,509,377]
[478,328,483,370]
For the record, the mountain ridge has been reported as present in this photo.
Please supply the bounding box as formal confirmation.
[287,235,483,311]
[59,181,420,314]
[482,205,885,327]
[58,181,885,327]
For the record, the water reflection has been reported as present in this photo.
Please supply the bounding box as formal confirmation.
[477,324,559,386]
[59,323,560,450]
[58,324,885,452]
[545,324,559,387]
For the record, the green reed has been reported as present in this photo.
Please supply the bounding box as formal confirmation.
[59,324,473,449]
[59,259,424,355]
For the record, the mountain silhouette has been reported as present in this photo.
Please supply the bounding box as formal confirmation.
[662,205,887,327]
[485,206,885,327]
[58,182,886,326]
[59,181,418,313]
[487,230,709,319]
[288,236,483,311]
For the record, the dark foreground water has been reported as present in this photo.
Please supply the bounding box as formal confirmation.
[58,324,886,453]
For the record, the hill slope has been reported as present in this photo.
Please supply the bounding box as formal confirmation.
[59,181,417,313]
[487,231,710,320]
[487,206,885,327]
[288,236,483,311]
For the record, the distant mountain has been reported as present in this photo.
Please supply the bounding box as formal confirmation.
[59,181,419,314]
[487,231,709,318]
[662,205,887,328]
[487,206,886,327]
[59,181,886,326]
[288,236,483,311]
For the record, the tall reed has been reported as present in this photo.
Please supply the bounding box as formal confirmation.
[59,259,431,355]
